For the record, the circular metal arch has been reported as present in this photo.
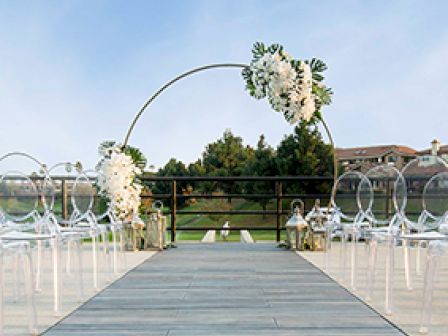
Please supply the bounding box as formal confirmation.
[122,63,338,183]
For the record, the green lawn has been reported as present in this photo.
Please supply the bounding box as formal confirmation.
[174,199,287,241]
[176,230,286,242]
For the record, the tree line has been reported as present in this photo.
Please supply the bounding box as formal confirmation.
[146,124,334,207]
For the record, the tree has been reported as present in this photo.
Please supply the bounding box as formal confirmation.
[276,123,333,194]
[187,159,206,191]
[243,135,277,217]
[201,129,254,194]
[153,158,189,206]
[188,159,206,177]
[202,129,254,175]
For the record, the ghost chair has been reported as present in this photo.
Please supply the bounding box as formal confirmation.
[361,164,407,315]
[46,162,104,291]
[401,155,448,279]
[0,152,59,308]
[399,172,448,334]
[85,169,126,275]
[0,152,54,332]
[326,171,371,289]
[0,241,37,335]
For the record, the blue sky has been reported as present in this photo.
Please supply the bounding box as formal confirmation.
[1,0,447,170]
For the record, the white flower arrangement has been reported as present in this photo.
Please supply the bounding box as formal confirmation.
[242,42,332,124]
[97,145,143,220]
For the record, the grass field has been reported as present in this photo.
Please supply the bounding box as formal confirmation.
[173,198,287,241]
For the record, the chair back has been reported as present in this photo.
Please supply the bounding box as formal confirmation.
[421,172,448,231]
[401,155,448,231]
[47,162,94,227]
[0,152,53,233]
[330,171,370,223]
[360,164,407,232]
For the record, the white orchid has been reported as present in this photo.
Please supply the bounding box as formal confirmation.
[97,146,143,220]
[243,42,332,125]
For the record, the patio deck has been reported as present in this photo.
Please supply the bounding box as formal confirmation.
[44,243,406,336]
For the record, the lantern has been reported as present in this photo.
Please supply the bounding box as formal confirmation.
[145,201,168,250]
[285,199,308,251]
[305,199,328,251]
[305,199,327,251]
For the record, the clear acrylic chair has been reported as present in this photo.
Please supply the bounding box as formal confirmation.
[361,164,407,315]
[0,152,50,334]
[401,155,448,278]
[327,171,370,289]
[0,241,37,335]
[406,172,448,334]
[47,162,102,291]
[0,154,88,317]
[85,169,125,275]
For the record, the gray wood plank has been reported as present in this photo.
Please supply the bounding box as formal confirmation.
[43,243,407,336]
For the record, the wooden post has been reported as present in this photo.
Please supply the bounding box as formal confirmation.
[276,182,283,242]
[171,179,177,243]
[61,179,68,220]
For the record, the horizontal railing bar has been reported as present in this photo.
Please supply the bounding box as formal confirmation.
[164,210,423,216]
[143,194,429,200]
[178,194,276,199]
[140,176,440,182]
[140,175,333,181]
[169,227,286,231]
[176,210,289,215]
[141,194,331,200]
[2,175,442,183]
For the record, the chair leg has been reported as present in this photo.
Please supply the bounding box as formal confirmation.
[75,240,84,301]
[119,230,127,270]
[101,232,111,281]
[403,238,413,290]
[324,228,332,273]
[13,254,20,303]
[112,228,118,274]
[100,232,105,266]
[419,243,441,334]
[35,240,42,292]
[350,231,358,290]
[416,240,424,276]
[92,235,99,291]
[52,239,61,316]
[385,237,395,315]
[0,253,4,336]
[66,240,71,274]
[366,239,378,302]
[23,248,38,335]
[341,232,347,281]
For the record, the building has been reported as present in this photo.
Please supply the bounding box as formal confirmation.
[418,139,448,162]
[336,140,448,173]
[336,145,418,172]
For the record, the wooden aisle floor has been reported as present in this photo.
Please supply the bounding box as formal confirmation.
[43,243,406,336]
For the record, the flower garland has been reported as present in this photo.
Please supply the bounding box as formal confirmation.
[97,145,143,220]
[242,42,332,124]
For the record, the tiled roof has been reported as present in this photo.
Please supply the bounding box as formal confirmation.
[335,145,418,160]
[418,145,448,155]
